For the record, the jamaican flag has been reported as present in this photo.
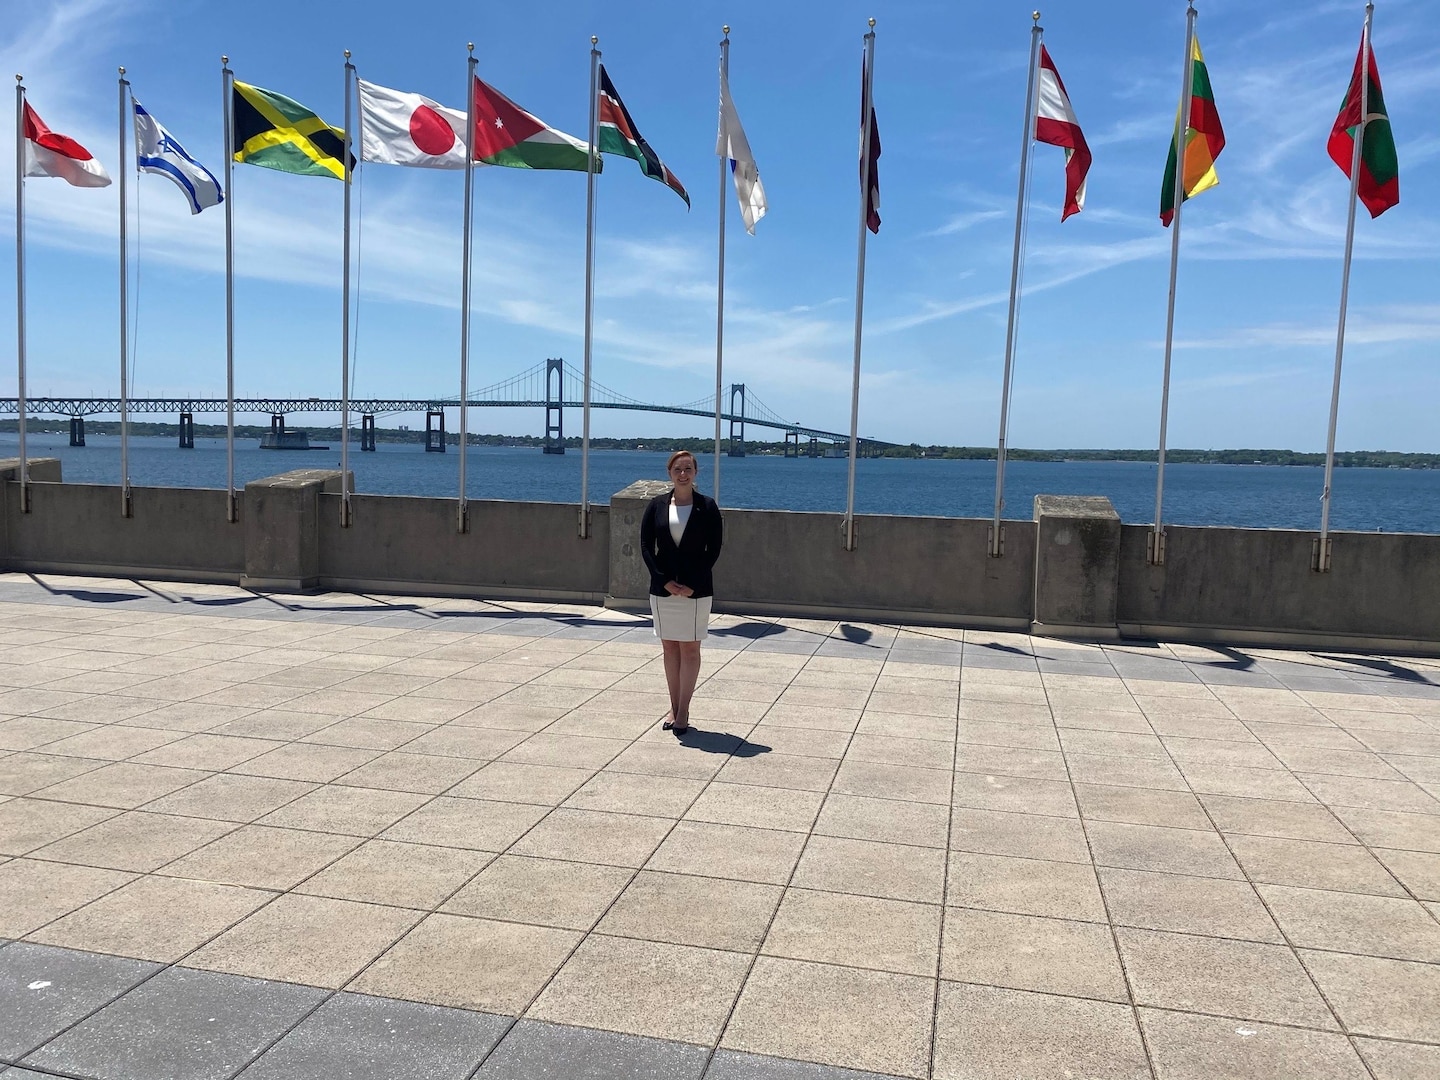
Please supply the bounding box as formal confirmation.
[232,81,354,179]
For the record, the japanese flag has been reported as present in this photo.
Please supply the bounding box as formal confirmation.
[357,79,470,169]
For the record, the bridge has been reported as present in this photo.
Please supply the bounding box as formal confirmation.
[1,359,886,458]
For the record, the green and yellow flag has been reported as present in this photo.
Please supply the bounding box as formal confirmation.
[232,81,353,179]
[1160,36,1225,226]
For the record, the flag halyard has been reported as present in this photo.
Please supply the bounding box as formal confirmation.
[1327,30,1398,218]
[597,65,688,206]
[1160,35,1224,226]
[1035,46,1090,221]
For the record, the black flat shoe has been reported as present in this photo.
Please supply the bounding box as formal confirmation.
[662,720,676,731]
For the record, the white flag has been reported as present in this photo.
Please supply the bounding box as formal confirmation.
[716,65,766,234]
[358,79,469,169]
[133,101,222,213]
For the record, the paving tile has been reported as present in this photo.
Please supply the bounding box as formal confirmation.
[1270,744,1406,780]
[132,733,282,771]
[1257,883,1440,962]
[599,871,780,952]
[27,875,271,962]
[1063,751,1188,791]
[1374,847,1440,900]
[742,725,853,759]
[184,893,419,988]
[1118,927,1337,1028]
[1202,794,1357,844]
[931,982,1150,1080]
[24,965,326,1080]
[0,858,135,937]
[941,907,1127,1001]
[1098,867,1282,942]
[957,719,1060,752]
[162,824,360,889]
[1353,1037,1440,1080]
[0,752,103,796]
[512,808,673,868]
[684,782,824,833]
[211,709,337,741]
[449,761,595,804]
[35,761,210,809]
[1300,773,1440,815]
[714,751,841,793]
[706,1048,904,1080]
[946,851,1106,921]
[0,941,160,1060]
[762,887,940,977]
[240,990,508,1080]
[855,711,958,743]
[334,751,484,794]
[479,1019,709,1080]
[606,739,732,781]
[1086,819,1242,879]
[296,839,492,909]
[443,854,633,930]
[791,835,945,903]
[950,806,1091,864]
[1332,806,1440,852]
[231,742,383,783]
[501,733,629,770]
[529,934,750,1044]
[380,796,549,851]
[32,811,232,872]
[142,773,316,822]
[257,786,430,837]
[1300,950,1440,1041]
[351,912,581,1013]
[722,956,933,1078]
[0,797,118,856]
[648,820,806,885]
[567,771,707,818]
[813,792,948,848]
[1073,782,1210,829]
[397,725,529,761]
[830,759,951,804]
[1139,1007,1370,1080]
[1227,833,1407,895]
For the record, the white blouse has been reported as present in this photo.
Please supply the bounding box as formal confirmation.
[669,501,693,545]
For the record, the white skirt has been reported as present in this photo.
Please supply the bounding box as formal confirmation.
[650,593,712,641]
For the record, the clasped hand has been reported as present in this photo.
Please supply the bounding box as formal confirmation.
[664,581,694,597]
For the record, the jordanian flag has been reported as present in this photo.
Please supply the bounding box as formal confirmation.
[1327,28,1399,218]
[597,65,688,206]
[471,76,596,172]
[232,81,353,180]
[1160,35,1225,226]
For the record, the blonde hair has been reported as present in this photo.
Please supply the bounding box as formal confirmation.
[666,450,697,474]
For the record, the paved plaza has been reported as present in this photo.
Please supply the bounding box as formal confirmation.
[1,572,1439,1079]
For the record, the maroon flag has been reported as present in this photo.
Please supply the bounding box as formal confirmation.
[861,52,881,234]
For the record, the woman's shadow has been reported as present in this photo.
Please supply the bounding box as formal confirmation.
[673,728,771,758]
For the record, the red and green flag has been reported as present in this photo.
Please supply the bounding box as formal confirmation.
[1160,35,1225,226]
[470,76,596,172]
[1327,30,1399,218]
[597,65,688,205]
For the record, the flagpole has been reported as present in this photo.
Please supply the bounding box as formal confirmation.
[842,20,878,553]
[118,68,132,517]
[222,57,237,523]
[14,75,29,514]
[579,36,600,539]
[1151,0,1198,566]
[990,14,1043,558]
[340,50,354,528]
[714,26,730,504]
[457,43,476,534]
[1317,1,1373,573]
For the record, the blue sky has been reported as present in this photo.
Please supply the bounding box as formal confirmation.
[2,0,1437,451]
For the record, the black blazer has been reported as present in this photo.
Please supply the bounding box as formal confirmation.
[639,490,724,598]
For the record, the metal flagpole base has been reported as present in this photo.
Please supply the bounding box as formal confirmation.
[1312,536,1332,573]
[226,492,238,524]
[577,507,591,539]
[1146,528,1166,566]
[987,526,1005,558]
[121,486,132,519]
[841,517,858,552]
[340,494,352,529]
[456,503,470,535]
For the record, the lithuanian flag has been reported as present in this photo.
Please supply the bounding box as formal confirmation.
[1160,36,1225,226]
[232,81,354,180]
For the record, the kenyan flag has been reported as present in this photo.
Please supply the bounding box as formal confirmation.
[470,76,596,172]
[597,65,688,206]
[1327,29,1399,218]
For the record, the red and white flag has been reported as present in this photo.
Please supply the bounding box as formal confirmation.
[357,79,469,168]
[1034,46,1089,220]
[22,101,111,188]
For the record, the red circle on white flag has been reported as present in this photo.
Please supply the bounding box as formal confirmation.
[409,104,456,155]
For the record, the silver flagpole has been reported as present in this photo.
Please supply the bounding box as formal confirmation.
[222,57,237,523]
[118,68,132,517]
[340,51,354,527]
[579,36,599,539]
[990,14,1043,559]
[1317,1,1374,573]
[457,43,476,534]
[714,27,730,503]
[1150,0,1198,566]
[842,20,878,553]
[15,76,30,513]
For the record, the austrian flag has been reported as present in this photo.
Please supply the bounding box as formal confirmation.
[1034,46,1090,220]
[22,101,111,188]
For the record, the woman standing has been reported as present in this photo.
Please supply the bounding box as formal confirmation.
[640,450,724,734]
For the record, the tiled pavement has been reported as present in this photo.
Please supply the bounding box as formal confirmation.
[1,573,1440,1079]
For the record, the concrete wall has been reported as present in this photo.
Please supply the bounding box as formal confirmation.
[318,493,610,601]
[1117,524,1440,649]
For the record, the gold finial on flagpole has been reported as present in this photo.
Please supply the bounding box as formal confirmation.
[221,56,229,65]
[118,66,125,75]
[467,42,474,54]
[1033,11,1041,22]
[723,25,730,36]
[591,35,598,45]
[344,49,351,60]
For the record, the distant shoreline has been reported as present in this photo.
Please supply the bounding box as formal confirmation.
[4,421,1437,469]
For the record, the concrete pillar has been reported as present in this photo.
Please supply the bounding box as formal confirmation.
[0,458,63,563]
[606,478,671,610]
[241,469,349,591]
[1032,494,1121,640]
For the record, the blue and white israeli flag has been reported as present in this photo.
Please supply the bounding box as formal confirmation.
[133,100,223,214]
